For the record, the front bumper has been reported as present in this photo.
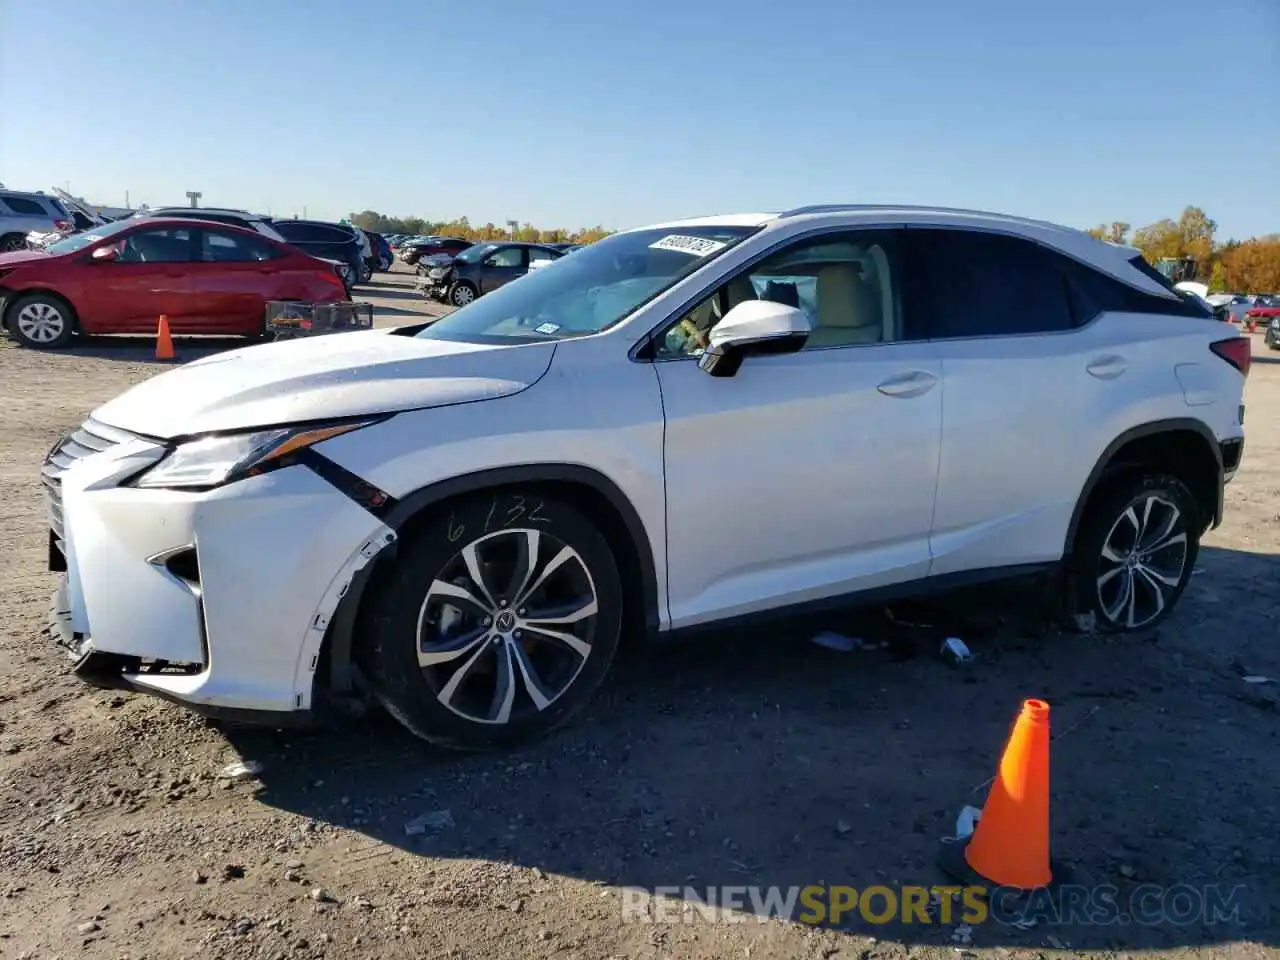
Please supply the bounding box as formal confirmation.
[44,418,392,720]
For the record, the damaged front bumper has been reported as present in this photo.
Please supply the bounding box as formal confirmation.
[43,418,394,726]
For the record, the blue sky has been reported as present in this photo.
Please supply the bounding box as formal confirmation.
[1,0,1276,238]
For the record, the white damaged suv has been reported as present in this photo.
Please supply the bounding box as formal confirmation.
[44,205,1248,750]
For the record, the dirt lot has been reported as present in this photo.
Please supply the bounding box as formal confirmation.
[1,269,1277,960]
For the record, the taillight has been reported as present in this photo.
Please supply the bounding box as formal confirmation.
[1210,337,1251,377]
[54,219,73,232]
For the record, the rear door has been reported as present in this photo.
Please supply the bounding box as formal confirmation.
[905,228,1096,575]
[191,228,284,334]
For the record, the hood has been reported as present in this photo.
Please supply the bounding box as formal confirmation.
[91,329,556,439]
[0,248,53,268]
[421,253,455,267]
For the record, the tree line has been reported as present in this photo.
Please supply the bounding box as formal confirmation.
[348,211,613,246]
[350,206,1279,293]
[1085,207,1279,293]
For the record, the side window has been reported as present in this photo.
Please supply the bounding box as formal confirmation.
[72,212,94,230]
[4,196,49,216]
[118,228,195,264]
[907,230,1074,338]
[655,230,906,358]
[487,247,524,268]
[201,229,277,262]
[274,223,335,243]
[528,247,556,264]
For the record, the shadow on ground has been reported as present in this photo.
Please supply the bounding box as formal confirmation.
[65,335,252,363]
[224,547,1279,951]
[356,285,428,303]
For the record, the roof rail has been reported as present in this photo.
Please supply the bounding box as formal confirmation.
[778,203,1079,232]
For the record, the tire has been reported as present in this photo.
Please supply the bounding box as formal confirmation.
[359,492,624,751]
[0,233,26,253]
[449,281,476,307]
[5,292,76,349]
[1065,473,1200,633]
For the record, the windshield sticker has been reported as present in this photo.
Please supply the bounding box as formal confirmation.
[648,235,729,257]
[534,321,562,335]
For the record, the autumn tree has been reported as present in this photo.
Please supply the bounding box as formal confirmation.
[1221,237,1280,293]
[346,212,613,245]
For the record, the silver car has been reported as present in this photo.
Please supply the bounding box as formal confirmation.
[0,190,75,252]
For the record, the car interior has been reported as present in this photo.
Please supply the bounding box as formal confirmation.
[661,241,897,356]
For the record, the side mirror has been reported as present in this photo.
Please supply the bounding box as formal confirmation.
[698,299,810,377]
[91,244,120,263]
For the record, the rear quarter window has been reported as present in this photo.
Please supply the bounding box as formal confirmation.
[2,196,54,217]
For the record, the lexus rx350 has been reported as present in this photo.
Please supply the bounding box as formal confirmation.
[43,205,1248,750]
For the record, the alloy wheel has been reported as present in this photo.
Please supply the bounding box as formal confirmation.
[451,285,475,306]
[416,528,599,726]
[0,235,25,253]
[16,302,67,344]
[1096,494,1188,629]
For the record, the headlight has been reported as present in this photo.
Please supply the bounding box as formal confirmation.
[130,421,377,490]
[428,267,447,279]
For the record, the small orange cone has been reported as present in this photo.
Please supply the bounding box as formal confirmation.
[155,314,175,360]
[962,698,1053,889]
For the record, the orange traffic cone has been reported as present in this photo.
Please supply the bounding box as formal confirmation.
[939,698,1055,890]
[964,698,1053,888]
[155,314,175,360]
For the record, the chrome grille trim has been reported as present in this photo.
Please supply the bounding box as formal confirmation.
[44,417,135,546]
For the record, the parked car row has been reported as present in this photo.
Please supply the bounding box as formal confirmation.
[0,215,350,348]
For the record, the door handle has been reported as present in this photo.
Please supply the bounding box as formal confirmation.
[1086,355,1127,379]
[876,370,939,398]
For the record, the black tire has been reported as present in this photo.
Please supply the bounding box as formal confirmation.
[449,281,477,307]
[0,233,26,253]
[5,292,76,349]
[360,491,623,750]
[1065,473,1200,633]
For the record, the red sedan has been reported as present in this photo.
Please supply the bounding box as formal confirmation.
[0,217,348,349]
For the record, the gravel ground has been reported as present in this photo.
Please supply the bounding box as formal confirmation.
[1,269,1277,959]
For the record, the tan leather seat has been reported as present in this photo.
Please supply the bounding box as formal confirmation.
[806,264,883,347]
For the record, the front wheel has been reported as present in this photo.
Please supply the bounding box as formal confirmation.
[5,293,76,349]
[360,492,623,750]
[1066,474,1200,633]
[449,281,476,307]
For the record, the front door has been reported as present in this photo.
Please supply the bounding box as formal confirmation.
[480,245,527,293]
[87,226,195,333]
[653,228,943,628]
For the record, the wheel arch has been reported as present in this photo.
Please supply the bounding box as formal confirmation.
[1064,418,1223,557]
[319,463,661,704]
[2,286,81,333]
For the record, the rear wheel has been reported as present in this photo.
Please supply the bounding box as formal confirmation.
[0,233,26,253]
[5,293,76,349]
[360,492,623,750]
[1066,473,1199,633]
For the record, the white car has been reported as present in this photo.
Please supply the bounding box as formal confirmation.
[43,204,1248,750]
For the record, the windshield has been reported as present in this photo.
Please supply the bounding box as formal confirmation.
[417,225,759,342]
[454,243,497,264]
[44,218,137,255]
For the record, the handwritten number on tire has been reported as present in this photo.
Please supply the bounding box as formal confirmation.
[528,499,550,524]
[447,513,465,543]
[505,496,526,527]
